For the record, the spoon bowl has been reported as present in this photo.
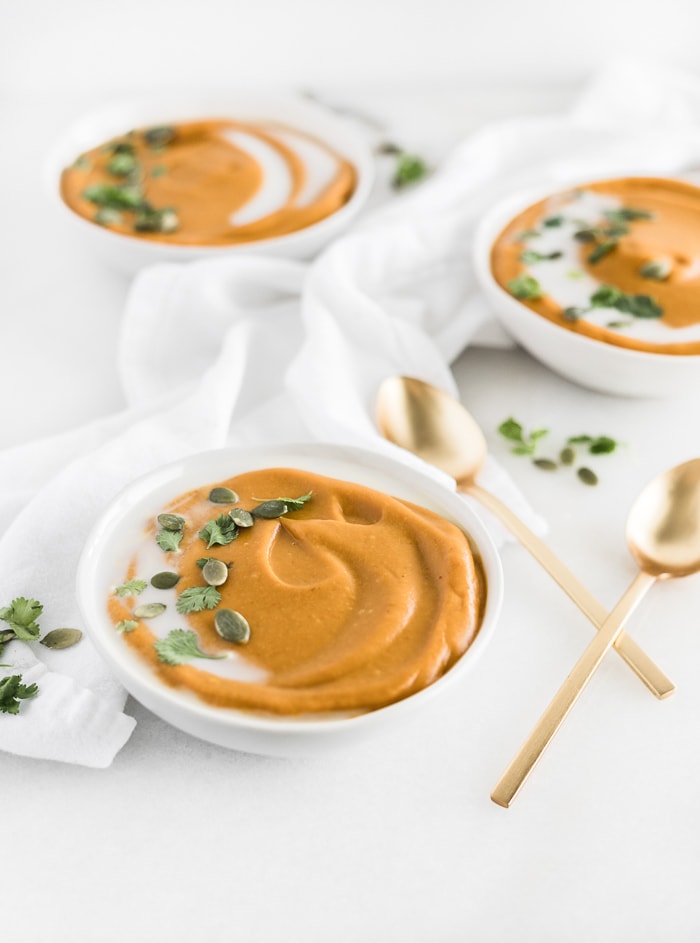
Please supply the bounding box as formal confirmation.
[627,459,700,578]
[377,375,487,482]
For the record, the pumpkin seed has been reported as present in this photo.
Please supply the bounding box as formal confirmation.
[252,500,288,519]
[577,467,599,486]
[151,571,181,590]
[40,628,83,650]
[559,446,576,466]
[533,458,558,471]
[134,602,167,619]
[214,609,250,644]
[202,558,228,587]
[157,513,185,532]
[229,508,254,528]
[209,486,239,504]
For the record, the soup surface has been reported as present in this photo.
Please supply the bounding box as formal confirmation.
[108,467,485,716]
[490,177,700,354]
[61,119,357,245]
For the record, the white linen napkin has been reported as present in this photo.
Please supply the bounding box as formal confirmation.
[2,59,700,768]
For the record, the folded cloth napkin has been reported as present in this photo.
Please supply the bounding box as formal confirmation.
[2,59,700,768]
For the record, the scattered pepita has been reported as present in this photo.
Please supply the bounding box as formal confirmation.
[40,628,83,650]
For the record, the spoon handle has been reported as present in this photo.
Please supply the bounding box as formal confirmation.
[491,570,657,808]
[464,482,674,700]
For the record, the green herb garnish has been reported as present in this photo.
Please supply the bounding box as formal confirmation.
[114,579,147,597]
[392,153,429,189]
[82,183,144,209]
[567,435,620,455]
[199,514,238,548]
[564,285,663,325]
[497,418,549,456]
[107,152,138,177]
[176,585,222,614]
[0,674,39,715]
[257,491,313,512]
[507,274,542,301]
[543,215,564,227]
[154,629,224,666]
[156,529,184,553]
[520,250,563,264]
[0,597,43,641]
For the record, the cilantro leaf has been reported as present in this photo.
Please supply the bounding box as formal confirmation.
[507,274,542,300]
[156,529,184,552]
[269,491,313,511]
[497,418,549,457]
[114,579,147,597]
[392,153,429,189]
[0,597,43,641]
[0,674,39,714]
[154,629,225,666]
[176,585,222,614]
[199,514,238,548]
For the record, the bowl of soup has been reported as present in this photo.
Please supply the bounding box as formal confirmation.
[47,95,376,273]
[473,176,700,397]
[76,442,502,756]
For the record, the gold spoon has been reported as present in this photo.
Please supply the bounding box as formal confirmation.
[376,375,674,700]
[491,458,700,807]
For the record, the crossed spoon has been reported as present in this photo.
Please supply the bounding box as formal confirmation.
[376,376,674,699]
[491,457,700,806]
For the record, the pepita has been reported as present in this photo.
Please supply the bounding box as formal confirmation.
[202,559,229,587]
[40,628,83,650]
[229,508,254,528]
[577,467,599,486]
[209,486,239,504]
[157,513,185,532]
[214,609,250,644]
[134,602,167,619]
[252,500,288,519]
[151,571,181,590]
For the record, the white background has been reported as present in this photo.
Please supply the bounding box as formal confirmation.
[4,3,700,943]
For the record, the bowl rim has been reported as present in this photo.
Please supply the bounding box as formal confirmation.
[76,441,503,739]
[472,174,700,365]
[46,92,376,257]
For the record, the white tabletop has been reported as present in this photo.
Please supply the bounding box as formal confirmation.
[4,86,700,942]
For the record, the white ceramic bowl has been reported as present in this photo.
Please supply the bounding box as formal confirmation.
[77,443,502,757]
[473,182,700,398]
[46,94,376,274]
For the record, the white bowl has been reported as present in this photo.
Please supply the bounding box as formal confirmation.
[473,182,700,398]
[46,94,376,274]
[76,442,502,757]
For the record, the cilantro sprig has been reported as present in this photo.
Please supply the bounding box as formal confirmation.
[154,629,225,666]
[114,579,147,597]
[497,418,549,456]
[0,674,39,715]
[176,585,222,614]
[0,598,43,641]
